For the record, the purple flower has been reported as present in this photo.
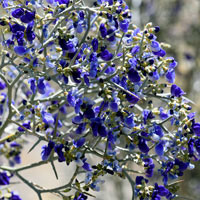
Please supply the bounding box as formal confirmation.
[0,171,9,185]
[120,19,129,32]
[14,46,27,56]
[165,69,175,83]
[54,144,65,162]
[99,24,107,38]
[84,107,95,119]
[135,176,148,185]
[82,158,92,171]
[18,121,31,132]
[73,137,85,148]
[109,101,118,112]
[151,41,160,52]
[124,114,135,128]
[100,49,113,61]
[192,122,200,136]
[90,118,107,137]
[10,23,25,33]
[125,92,140,104]
[41,111,55,125]
[154,26,160,33]
[91,38,98,52]
[76,123,86,134]
[128,68,140,83]
[12,8,24,18]
[143,158,155,177]
[143,110,154,124]
[20,11,35,23]
[107,28,115,42]
[152,183,169,199]
[0,80,6,90]
[188,138,195,156]
[26,21,35,42]
[138,138,149,153]
[155,142,164,156]
[28,78,36,94]
[73,193,88,200]
[175,159,188,172]
[153,49,166,57]
[9,192,22,200]
[171,84,185,97]
[154,124,164,138]
[195,139,200,154]
[37,77,46,94]
[41,141,55,161]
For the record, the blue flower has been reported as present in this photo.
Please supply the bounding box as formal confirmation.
[125,92,140,104]
[171,84,185,97]
[73,193,88,200]
[143,110,154,124]
[12,8,24,18]
[138,138,149,153]
[131,45,140,55]
[14,46,27,56]
[109,101,118,112]
[124,114,135,128]
[41,111,55,125]
[135,176,148,185]
[155,142,164,156]
[195,139,200,154]
[0,171,10,185]
[153,49,166,57]
[9,192,22,200]
[26,21,35,42]
[90,179,104,191]
[10,23,25,33]
[175,159,188,172]
[91,38,98,52]
[18,121,31,132]
[76,123,86,134]
[188,138,195,157]
[28,78,36,94]
[128,68,140,83]
[0,79,6,90]
[41,141,55,161]
[192,122,200,136]
[152,183,169,199]
[84,107,95,119]
[100,49,113,61]
[73,137,85,148]
[90,118,107,137]
[37,77,46,94]
[99,23,107,38]
[107,28,115,42]
[20,11,35,23]
[120,19,129,32]
[165,69,175,83]
[151,41,160,52]
[143,158,155,177]
[159,107,169,120]
[82,158,92,171]
[54,144,65,162]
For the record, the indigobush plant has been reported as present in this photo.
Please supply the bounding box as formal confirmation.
[0,0,199,199]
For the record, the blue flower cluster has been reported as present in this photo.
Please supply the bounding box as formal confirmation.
[0,0,199,199]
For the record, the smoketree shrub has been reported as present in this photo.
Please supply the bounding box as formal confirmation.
[0,0,198,199]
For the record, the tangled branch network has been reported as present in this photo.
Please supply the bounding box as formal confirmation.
[0,0,199,199]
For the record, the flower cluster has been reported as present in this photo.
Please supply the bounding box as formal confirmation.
[0,0,199,199]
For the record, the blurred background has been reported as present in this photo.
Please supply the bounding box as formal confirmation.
[1,0,200,199]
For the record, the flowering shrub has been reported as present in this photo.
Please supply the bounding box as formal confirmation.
[0,0,199,199]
